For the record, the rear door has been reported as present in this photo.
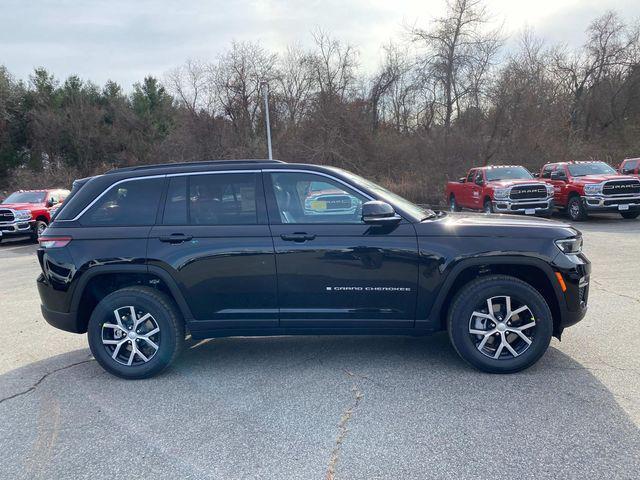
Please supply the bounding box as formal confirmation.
[147,171,278,332]
[460,169,476,208]
[264,169,419,328]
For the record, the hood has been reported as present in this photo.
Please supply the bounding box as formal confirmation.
[486,179,547,188]
[572,174,638,184]
[0,202,44,210]
[418,211,578,239]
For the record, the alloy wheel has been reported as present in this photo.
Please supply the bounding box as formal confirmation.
[468,295,536,359]
[101,306,161,366]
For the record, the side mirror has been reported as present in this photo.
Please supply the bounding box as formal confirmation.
[362,201,401,225]
[458,177,466,183]
[550,171,566,181]
[532,172,540,178]
[47,199,56,207]
[475,178,484,186]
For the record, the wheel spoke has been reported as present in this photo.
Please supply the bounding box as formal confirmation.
[111,340,126,359]
[493,341,505,359]
[509,306,528,319]
[126,346,135,366]
[469,328,489,336]
[103,322,126,332]
[471,311,494,321]
[477,333,493,352]
[113,309,125,330]
[504,339,519,357]
[136,348,149,362]
[516,321,536,331]
[513,329,532,345]
[140,337,159,351]
[102,339,122,345]
[486,298,495,314]
[505,296,512,316]
[134,313,151,329]
[145,327,160,337]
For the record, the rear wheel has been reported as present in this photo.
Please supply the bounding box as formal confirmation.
[447,275,553,373]
[567,196,588,221]
[450,195,461,212]
[87,286,185,379]
[620,211,640,219]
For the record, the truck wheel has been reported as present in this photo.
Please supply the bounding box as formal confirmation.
[87,286,185,379]
[31,220,48,241]
[449,195,461,212]
[447,275,553,374]
[567,196,588,221]
[483,199,493,214]
[620,211,640,219]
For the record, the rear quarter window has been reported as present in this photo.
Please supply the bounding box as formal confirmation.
[81,178,164,226]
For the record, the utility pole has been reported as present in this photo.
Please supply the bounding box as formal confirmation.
[261,81,273,160]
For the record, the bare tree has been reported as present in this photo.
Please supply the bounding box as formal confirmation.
[165,59,215,116]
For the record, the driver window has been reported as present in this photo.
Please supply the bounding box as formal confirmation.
[474,171,484,185]
[466,170,475,182]
[269,172,366,224]
[542,165,554,179]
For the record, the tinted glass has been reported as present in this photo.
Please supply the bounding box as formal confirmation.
[3,191,46,204]
[189,173,258,225]
[622,159,639,174]
[485,166,533,181]
[542,165,554,179]
[567,162,616,176]
[270,172,366,224]
[82,178,163,226]
[466,170,475,182]
[163,177,188,225]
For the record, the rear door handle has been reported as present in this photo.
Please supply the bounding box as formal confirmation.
[280,233,316,242]
[159,233,193,244]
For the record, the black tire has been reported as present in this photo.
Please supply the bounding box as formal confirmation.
[449,194,461,212]
[87,286,185,379]
[31,220,48,241]
[483,198,493,214]
[447,275,553,374]
[620,210,640,219]
[567,195,588,221]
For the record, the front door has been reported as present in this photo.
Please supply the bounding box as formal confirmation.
[265,170,419,328]
[147,171,278,333]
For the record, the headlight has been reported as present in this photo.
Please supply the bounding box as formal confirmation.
[583,184,603,195]
[494,188,510,199]
[555,237,583,254]
[14,209,32,220]
[545,184,554,196]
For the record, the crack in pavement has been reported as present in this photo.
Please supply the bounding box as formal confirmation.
[326,370,364,480]
[591,279,640,305]
[0,359,95,405]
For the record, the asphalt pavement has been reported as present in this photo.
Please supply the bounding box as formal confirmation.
[0,213,639,479]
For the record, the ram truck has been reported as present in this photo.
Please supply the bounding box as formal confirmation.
[0,189,70,243]
[539,161,640,221]
[618,158,640,178]
[445,165,554,216]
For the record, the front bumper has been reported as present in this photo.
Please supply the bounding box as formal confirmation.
[493,198,554,215]
[553,251,591,333]
[583,195,640,212]
[0,219,35,237]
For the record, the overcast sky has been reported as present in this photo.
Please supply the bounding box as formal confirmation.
[1,0,639,89]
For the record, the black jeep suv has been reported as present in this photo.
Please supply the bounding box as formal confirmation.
[37,160,590,379]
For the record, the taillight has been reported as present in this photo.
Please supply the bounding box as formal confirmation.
[38,236,72,248]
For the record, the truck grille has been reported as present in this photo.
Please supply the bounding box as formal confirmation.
[509,185,548,200]
[602,180,640,196]
[0,209,15,223]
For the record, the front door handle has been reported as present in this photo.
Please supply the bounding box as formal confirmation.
[159,233,193,244]
[280,233,316,242]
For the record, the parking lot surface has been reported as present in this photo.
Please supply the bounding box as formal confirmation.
[1,214,639,479]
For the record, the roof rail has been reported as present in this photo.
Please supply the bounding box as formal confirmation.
[106,159,285,174]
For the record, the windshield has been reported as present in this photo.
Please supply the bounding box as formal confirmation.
[2,191,46,204]
[568,162,616,177]
[485,166,533,181]
[330,168,436,220]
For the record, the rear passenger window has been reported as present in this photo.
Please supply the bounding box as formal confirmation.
[163,173,259,226]
[82,178,164,226]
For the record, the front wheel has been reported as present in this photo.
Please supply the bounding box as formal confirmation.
[447,275,553,373]
[483,199,493,214]
[567,196,588,221]
[620,210,640,219]
[87,286,185,379]
[450,195,461,212]
[31,220,48,241]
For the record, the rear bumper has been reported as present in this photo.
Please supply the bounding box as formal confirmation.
[493,198,554,215]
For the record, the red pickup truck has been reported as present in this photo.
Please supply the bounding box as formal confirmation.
[445,165,554,216]
[618,158,640,177]
[0,189,70,243]
[538,161,640,221]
